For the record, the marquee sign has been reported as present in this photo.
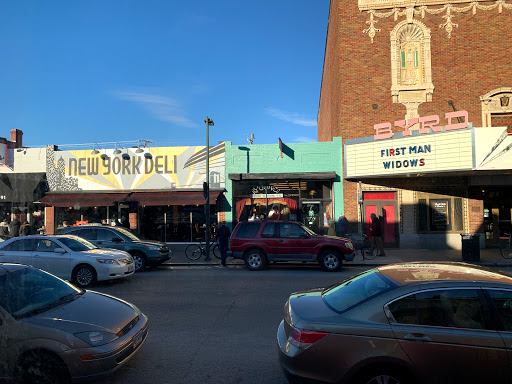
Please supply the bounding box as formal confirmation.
[345,114,474,178]
[46,143,225,192]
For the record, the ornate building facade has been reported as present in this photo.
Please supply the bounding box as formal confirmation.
[318,0,512,249]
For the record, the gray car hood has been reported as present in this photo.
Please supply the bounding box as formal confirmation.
[23,291,139,334]
[81,248,130,258]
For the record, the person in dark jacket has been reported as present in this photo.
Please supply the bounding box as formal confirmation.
[216,221,231,266]
[8,217,20,237]
[369,213,386,257]
[20,221,31,236]
[0,219,9,236]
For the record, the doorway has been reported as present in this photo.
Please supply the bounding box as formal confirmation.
[363,191,399,248]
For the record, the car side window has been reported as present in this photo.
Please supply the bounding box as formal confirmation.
[261,223,277,238]
[388,289,485,330]
[71,228,97,240]
[96,228,121,241]
[235,223,261,238]
[35,239,60,252]
[279,223,306,239]
[487,289,512,331]
[2,239,34,252]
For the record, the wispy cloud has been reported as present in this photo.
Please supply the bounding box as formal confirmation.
[294,136,316,143]
[265,107,317,127]
[115,91,198,128]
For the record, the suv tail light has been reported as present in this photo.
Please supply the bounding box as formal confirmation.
[288,327,328,349]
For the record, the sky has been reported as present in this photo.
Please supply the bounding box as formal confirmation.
[0,1,330,150]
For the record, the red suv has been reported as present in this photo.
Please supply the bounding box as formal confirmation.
[230,221,355,272]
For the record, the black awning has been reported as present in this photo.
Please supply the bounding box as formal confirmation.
[0,173,46,203]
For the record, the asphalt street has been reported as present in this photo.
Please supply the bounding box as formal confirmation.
[89,264,367,384]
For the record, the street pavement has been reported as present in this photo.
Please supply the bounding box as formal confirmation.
[164,242,512,269]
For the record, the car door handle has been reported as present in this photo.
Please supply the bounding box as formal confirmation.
[403,333,431,342]
[34,255,40,258]
[279,240,284,243]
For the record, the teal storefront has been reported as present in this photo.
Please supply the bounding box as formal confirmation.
[224,138,344,234]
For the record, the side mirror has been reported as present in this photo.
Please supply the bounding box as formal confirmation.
[112,238,123,243]
[54,248,66,254]
[300,233,309,239]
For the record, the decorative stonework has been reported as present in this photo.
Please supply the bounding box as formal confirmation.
[361,0,512,42]
[390,20,434,120]
[480,87,512,127]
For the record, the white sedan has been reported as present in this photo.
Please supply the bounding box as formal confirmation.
[0,235,134,287]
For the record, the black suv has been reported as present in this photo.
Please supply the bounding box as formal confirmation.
[59,225,171,272]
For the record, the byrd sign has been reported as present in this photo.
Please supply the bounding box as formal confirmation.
[344,110,474,178]
[373,111,469,140]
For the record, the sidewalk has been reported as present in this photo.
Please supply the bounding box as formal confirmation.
[163,243,512,268]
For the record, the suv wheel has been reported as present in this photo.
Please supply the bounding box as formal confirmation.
[244,249,266,271]
[319,250,341,272]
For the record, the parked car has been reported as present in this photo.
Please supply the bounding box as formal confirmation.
[59,225,171,272]
[229,221,355,271]
[278,262,512,384]
[0,263,148,383]
[0,235,134,287]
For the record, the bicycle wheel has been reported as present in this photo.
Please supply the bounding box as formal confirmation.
[212,243,221,259]
[185,244,203,260]
[500,243,512,259]
[363,237,377,260]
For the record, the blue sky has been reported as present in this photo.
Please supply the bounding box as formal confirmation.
[0,1,329,150]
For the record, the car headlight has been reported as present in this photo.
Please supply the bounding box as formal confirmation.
[145,245,162,251]
[74,331,119,346]
[96,259,120,265]
[345,242,355,250]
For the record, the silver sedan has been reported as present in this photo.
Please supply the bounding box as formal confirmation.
[0,235,134,287]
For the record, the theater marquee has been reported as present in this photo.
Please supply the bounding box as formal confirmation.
[344,120,475,178]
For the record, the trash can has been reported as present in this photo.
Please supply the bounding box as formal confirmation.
[461,234,480,262]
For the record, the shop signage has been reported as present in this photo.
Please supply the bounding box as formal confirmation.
[374,111,468,140]
[46,144,225,192]
[345,120,474,178]
[250,193,283,198]
[251,185,280,194]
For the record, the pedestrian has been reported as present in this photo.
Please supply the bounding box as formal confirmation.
[8,217,20,237]
[336,214,348,237]
[62,221,69,227]
[216,220,231,266]
[369,213,386,257]
[101,219,108,225]
[20,221,31,236]
[0,219,9,236]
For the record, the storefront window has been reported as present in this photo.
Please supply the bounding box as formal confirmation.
[232,179,333,235]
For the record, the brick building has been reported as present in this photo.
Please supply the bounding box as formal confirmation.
[318,0,512,249]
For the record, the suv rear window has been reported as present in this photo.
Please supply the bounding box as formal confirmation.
[235,223,261,238]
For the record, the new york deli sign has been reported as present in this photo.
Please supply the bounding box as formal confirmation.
[344,111,474,178]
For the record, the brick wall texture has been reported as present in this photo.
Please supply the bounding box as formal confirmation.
[318,0,512,234]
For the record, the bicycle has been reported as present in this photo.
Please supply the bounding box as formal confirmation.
[185,241,221,261]
[500,233,512,259]
[347,233,375,260]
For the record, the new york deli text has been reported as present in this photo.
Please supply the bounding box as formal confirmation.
[68,155,177,176]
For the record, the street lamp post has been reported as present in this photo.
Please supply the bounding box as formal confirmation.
[204,117,214,261]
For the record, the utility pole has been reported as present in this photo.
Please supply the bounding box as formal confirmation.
[204,117,214,261]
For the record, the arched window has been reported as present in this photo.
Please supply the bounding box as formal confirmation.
[390,20,434,120]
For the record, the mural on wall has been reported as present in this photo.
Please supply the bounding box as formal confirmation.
[46,143,225,192]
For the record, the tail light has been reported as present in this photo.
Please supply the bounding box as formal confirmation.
[288,327,328,349]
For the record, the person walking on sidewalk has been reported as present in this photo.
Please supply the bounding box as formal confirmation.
[217,220,231,266]
[369,213,386,257]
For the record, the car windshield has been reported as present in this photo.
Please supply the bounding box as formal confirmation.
[114,227,141,241]
[59,237,97,251]
[322,269,397,312]
[300,224,317,236]
[0,267,82,320]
